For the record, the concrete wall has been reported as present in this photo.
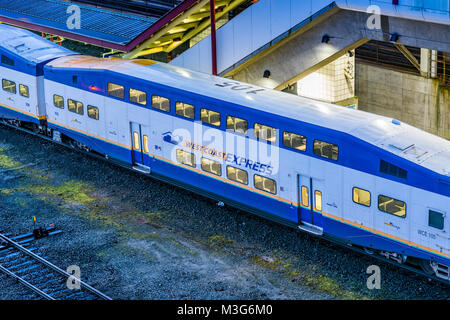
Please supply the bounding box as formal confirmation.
[356,62,450,139]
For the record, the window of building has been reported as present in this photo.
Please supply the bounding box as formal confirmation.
[226,166,248,185]
[19,84,29,98]
[143,135,149,153]
[380,160,407,179]
[68,99,84,115]
[201,108,221,127]
[283,131,306,151]
[176,149,196,168]
[301,186,309,207]
[226,116,248,134]
[129,88,147,105]
[315,191,322,211]
[254,123,276,143]
[107,82,124,99]
[53,95,64,109]
[87,105,99,120]
[1,55,14,66]
[313,140,338,161]
[176,102,194,119]
[2,79,16,94]
[201,158,222,176]
[378,195,406,218]
[353,187,371,207]
[428,210,444,230]
[152,95,170,112]
[254,174,277,194]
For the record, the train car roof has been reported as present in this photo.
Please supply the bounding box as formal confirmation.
[0,24,75,75]
[47,55,450,177]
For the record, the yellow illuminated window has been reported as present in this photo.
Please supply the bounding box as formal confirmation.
[315,190,322,211]
[378,195,406,218]
[129,88,147,105]
[143,135,149,153]
[152,95,170,112]
[201,108,221,127]
[353,187,371,207]
[133,132,140,150]
[254,174,277,194]
[19,84,29,98]
[301,186,309,207]
[87,105,99,120]
[201,158,222,176]
[107,82,124,99]
[53,95,64,109]
[283,131,306,151]
[254,123,277,143]
[176,149,196,168]
[226,166,248,185]
[176,102,194,119]
[226,116,248,134]
[68,99,84,115]
[2,79,16,94]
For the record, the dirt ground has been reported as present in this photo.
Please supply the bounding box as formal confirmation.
[0,125,448,300]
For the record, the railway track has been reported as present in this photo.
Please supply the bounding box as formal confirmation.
[0,231,112,300]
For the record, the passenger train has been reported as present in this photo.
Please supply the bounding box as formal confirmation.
[0,24,449,282]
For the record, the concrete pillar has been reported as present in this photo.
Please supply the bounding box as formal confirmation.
[420,48,438,79]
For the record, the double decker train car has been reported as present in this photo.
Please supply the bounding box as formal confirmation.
[0,24,449,282]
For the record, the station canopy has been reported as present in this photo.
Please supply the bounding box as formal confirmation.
[0,0,249,58]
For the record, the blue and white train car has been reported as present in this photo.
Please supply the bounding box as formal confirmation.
[0,25,449,281]
[0,24,74,126]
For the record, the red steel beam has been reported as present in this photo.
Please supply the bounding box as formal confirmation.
[210,0,218,75]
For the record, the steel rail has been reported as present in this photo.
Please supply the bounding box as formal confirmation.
[0,232,112,300]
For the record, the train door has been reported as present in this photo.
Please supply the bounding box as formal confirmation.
[298,174,324,236]
[130,122,151,173]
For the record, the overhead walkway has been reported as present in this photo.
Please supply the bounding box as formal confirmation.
[170,0,450,90]
[0,0,248,56]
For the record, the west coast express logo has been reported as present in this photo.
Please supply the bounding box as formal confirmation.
[184,140,273,175]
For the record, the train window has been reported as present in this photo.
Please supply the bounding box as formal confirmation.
[378,195,406,218]
[133,132,140,150]
[313,140,338,161]
[227,166,248,185]
[353,187,371,207]
[2,79,16,94]
[227,116,248,134]
[254,174,277,194]
[19,84,29,98]
[176,102,194,119]
[152,95,170,112]
[201,108,221,127]
[1,55,14,66]
[68,99,84,115]
[143,135,149,153]
[315,191,322,211]
[107,82,124,99]
[87,105,99,120]
[176,149,196,168]
[283,131,306,151]
[201,158,222,176]
[254,123,276,143]
[301,186,309,207]
[380,160,407,179]
[53,95,64,109]
[428,210,444,230]
[72,76,78,84]
[129,88,147,105]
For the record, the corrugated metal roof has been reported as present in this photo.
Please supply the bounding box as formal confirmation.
[0,23,74,64]
[0,0,156,45]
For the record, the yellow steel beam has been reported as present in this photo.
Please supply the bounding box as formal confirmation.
[124,0,210,59]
